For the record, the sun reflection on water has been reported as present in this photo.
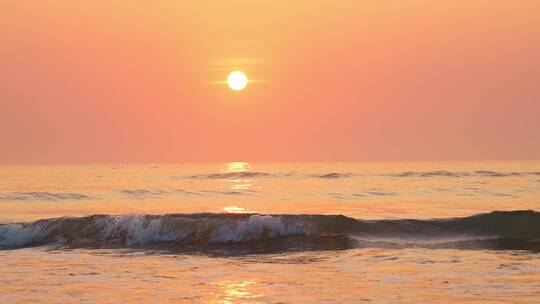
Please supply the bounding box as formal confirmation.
[222,162,253,191]
[228,180,252,190]
[222,162,250,173]
[220,163,256,214]
[222,206,254,213]
[216,280,262,303]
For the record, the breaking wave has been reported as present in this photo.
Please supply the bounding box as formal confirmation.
[1,211,539,253]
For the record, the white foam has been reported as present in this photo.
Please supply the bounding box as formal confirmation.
[96,215,191,245]
[0,214,315,248]
[210,215,310,242]
[0,223,47,247]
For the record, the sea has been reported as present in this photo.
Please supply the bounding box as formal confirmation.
[1,162,540,303]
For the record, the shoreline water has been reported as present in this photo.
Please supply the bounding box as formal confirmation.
[1,162,539,302]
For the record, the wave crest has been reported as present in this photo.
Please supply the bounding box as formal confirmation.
[0,192,94,201]
[1,211,539,252]
[0,214,316,250]
[189,172,270,179]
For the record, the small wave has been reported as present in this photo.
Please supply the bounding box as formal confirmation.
[329,190,398,200]
[183,170,538,180]
[119,189,170,199]
[390,171,537,178]
[392,171,465,178]
[313,173,354,179]
[365,191,398,197]
[118,188,254,199]
[473,171,522,177]
[189,172,271,179]
[200,190,257,196]
[1,210,539,253]
[0,192,95,201]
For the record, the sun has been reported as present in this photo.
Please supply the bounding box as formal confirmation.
[227,71,248,91]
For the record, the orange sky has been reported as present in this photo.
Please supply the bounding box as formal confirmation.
[1,0,539,163]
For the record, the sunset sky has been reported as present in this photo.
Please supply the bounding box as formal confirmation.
[1,0,539,164]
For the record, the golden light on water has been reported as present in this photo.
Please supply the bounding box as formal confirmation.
[229,181,251,190]
[222,206,253,213]
[217,280,262,303]
[222,162,253,191]
[222,162,250,173]
[221,162,254,213]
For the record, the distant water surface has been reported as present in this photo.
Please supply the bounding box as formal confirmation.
[1,161,539,221]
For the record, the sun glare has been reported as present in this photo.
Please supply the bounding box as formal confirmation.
[227,71,248,91]
[222,206,253,214]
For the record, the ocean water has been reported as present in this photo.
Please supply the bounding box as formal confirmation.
[1,162,540,303]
